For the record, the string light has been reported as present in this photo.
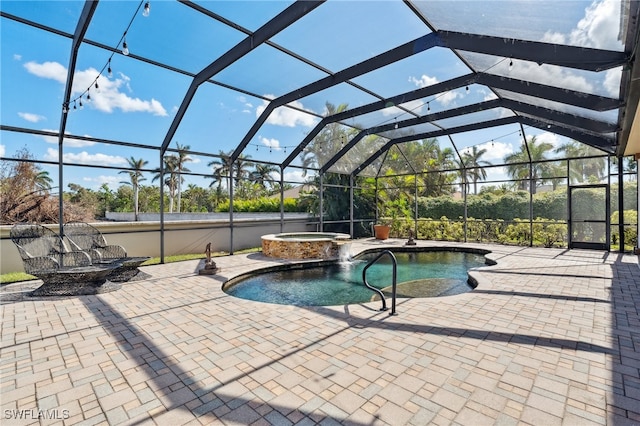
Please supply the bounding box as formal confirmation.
[63,1,148,113]
[122,38,129,56]
[508,58,514,71]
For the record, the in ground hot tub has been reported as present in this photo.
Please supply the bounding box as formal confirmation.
[261,232,351,260]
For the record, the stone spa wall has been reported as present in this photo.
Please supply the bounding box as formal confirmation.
[261,233,350,260]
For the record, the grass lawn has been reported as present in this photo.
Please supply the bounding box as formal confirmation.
[1,248,261,285]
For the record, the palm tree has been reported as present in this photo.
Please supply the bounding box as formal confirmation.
[504,135,554,194]
[555,140,606,184]
[34,170,53,192]
[462,145,491,194]
[250,164,279,192]
[153,155,179,213]
[208,150,233,193]
[173,142,192,213]
[406,138,456,197]
[233,154,252,189]
[454,156,469,198]
[301,102,350,174]
[119,157,148,221]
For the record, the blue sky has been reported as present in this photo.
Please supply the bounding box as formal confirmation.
[0,0,625,192]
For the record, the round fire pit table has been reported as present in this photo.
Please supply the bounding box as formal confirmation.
[31,263,122,296]
[104,256,151,282]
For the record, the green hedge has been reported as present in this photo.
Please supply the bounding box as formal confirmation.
[611,210,638,248]
[418,184,637,222]
[216,197,304,213]
[393,214,638,249]
[405,217,569,247]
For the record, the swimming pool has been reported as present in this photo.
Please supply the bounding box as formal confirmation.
[223,249,488,306]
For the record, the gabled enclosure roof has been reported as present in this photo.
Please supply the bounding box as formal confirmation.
[2,0,639,181]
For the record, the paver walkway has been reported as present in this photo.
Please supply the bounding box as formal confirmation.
[1,240,639,425]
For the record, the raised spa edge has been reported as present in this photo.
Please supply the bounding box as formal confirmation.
[261,232,351,260]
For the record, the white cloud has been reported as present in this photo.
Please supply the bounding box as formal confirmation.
[437,90,460,107]
[534,132,563,149]
[24,61,167,116]
[480,88,498,102]
[381,105,405,117]
[541,31,567,45]
[44,147,127,166]
[283,169,306,184]
[542,0,622,50]
[18,112,46,123]
[74,70,167,116]
[13,54,22,61]
[603,67,622,97]
[39,129,95,148]
[505,59,595,94]
[409,74,461,107]
[83,175,121,190]
[238,96,253,109]
[24,61,67,83]
[259,136,281,150]
[256,97,318,128]
[473,141,514,163]
[409,75,438,88]
[0,145,5,157]
[570,0,623,50]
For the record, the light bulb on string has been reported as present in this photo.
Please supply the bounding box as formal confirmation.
[394,119,398,129]
[427,102,430,112]
[143,1,150,17]
[86,91,91,102]
[122,39,129,56]
[79,99,84,109]
[107,59,113,78]
[508,58,514,71]
[62,103,69,113]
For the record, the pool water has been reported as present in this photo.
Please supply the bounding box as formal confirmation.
[224,251,486,306]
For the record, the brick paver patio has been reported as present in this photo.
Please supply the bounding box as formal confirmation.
[1,240,639,425]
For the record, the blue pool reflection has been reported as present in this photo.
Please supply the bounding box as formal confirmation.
[224,250,487,306]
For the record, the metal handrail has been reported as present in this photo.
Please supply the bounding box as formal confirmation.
[362,250,398,315]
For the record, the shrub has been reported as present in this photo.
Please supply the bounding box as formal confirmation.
[611,210,638,248]
[216,197,303,213]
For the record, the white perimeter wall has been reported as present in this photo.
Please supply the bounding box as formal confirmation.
[1,215,316,274]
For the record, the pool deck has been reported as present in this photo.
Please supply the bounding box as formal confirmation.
[1,239,639,425]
